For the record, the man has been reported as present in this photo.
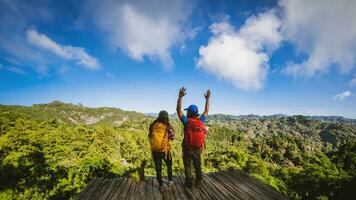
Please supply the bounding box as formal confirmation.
[176,87,210,189]
[148,110,175,191]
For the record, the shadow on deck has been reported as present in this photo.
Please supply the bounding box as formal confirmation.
[76,169,288,200]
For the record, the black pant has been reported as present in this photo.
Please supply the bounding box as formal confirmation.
[152,151,172,186]
[182,148,203,187]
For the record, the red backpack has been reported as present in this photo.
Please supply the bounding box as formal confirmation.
[184,117,207,150]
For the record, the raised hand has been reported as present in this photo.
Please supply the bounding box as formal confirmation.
[204,89,211,99]
[179,87,187,97]
[177,87,186,119]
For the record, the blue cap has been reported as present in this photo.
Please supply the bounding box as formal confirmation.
[184,104,199,115]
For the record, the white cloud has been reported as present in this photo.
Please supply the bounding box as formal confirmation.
[7,66,26,75]
[350,76,356,87]
[87,0,193,69]
[196,11,282,90]
[333,91,353,100]
[0,1,50,75]
[281,0,356,77]
[0,64,26,75]
[26,28,99,69]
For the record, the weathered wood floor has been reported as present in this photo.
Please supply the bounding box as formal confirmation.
[76,169,288,200]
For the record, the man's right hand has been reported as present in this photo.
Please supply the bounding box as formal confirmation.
[204,89,211,99]
[177,87,186,119]
[179,87,187,97]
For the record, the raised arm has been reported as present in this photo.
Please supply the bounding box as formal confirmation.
[176,87,186,120]
[202,89,211,117]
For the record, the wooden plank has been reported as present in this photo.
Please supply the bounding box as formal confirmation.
[139,180,147,199]
[236,170,277,192]
[126,178,138,200]
[196,175,215,200]
[166,182,176,200]
[93,178,117,200]
[203,173,234,199]
[162,183,172,200]
[132,180,145,200]
[150,177,159,200]
[118,177,132,199]
[128,179,144,200]
[78,170,287,200]
[193,187,210,199]
[170,176,188,200]
[176,174,195,200]
[83,177,102,199]
[110,177,129,200]
[106,177,125,200]
[86,177,106,200]
[146,177,158,200]
[144,177,154,200]
[212,171,258,200]
[164,176,178,200]
[81,177,105,200]
[191,185,204,200]
[198,175,219,200]
[172,175,189,200]
[216,171,259,200]
[222,170,269,199]
[152,177,163,200]
[76,177,97,200]
[149,178,156,200]
[196,181,212,199]
[230,170,287,200]
[206,173,233,200]
[100,178,120,200]
[174,174,188,199]
[238,170,287,199]
[89,178,108,199]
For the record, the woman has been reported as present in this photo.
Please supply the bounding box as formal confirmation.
[148,110,175,191]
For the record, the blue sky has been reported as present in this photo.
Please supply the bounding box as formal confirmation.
[0,0,356,118]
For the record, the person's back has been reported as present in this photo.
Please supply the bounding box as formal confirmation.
[148,110,175,191]
[176,87,211,189]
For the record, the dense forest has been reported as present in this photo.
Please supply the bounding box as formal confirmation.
[0,101,355,200]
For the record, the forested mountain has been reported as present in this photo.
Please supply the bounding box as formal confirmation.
[207,114,356,124]
[0,101,355,200]
[0,100,144,125]
[157,113,356,124]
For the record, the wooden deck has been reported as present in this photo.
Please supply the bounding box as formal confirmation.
[76,169,288,200]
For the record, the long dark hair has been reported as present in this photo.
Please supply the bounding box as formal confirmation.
[154,110,170,126]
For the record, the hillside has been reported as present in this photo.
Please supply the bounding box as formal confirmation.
[0,100,144,126]
[0,101,355,200]
[207,113,356,124]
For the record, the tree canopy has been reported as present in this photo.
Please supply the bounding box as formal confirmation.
[0,101,355,199]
